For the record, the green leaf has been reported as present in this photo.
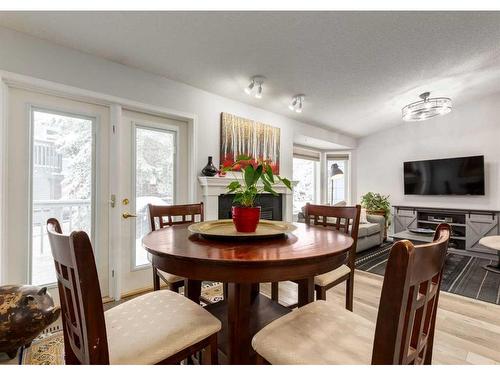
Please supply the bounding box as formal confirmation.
[265,165,275,183]
[233,194,243,205]
[262,180,278,196]
[226,181,241,192]
[278,176,292,190]
[259,172,270,186]
[252,165,263,185]
[248,185,258,195]
[261,177,271,189]
[244,165,255,187]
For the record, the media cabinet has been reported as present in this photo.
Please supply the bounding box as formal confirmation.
[393,205,500,259]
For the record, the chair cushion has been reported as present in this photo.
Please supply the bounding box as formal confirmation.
[157,269,185,284]
[358,223,380,238]
[314,264,351,287]
[147,252,185,284]
[105,290,221,364]
[252,300,374,364]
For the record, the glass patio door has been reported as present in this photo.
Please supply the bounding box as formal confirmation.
[117,109,188,294]
[31,109,95,285]
[4,87,189,299]
[5,88,110,297]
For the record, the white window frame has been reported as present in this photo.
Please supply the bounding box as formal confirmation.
[130,121,179,271]
[292,151,321,218]
[0,80,7,283]
[28,105,99,286]
[325,151,352,205]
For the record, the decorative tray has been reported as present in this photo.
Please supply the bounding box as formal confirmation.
[188,219,297,239]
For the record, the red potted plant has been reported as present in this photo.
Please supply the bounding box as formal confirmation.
[224,156,292,233]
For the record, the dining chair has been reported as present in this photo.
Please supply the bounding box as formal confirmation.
[148,203,204,292]
[271,203,361,310]
[252,223,451,364]
[46,218,221,365]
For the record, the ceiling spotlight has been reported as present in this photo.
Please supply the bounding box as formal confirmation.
[244,76,265,98]
[255,84,263,99]
[402,92,452,122]
[244,81,254,95]
[289,94,305,113]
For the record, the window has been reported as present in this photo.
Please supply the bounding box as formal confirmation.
[134,126,176,267]
[292,148,320,217]
[31,109,94,285]
[327,155,349,205]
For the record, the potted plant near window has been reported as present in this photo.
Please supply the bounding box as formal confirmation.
[224,156,292,232]
[360,192,391,240]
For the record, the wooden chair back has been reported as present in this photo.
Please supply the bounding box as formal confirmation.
[148,202,204,231]
[303,203,361,268]
[372,223,451,364]
[46,218,109,365]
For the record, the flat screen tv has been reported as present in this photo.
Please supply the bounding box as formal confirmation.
[404,155,485,195]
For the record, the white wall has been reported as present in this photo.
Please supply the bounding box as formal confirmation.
[0,81,6,282]
[0,26,354,203]
[356,93,500,211]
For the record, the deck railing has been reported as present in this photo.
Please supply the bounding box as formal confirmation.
[32,199,91,255]
[33,141,63,172]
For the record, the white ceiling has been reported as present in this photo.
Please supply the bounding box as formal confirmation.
[1,11,500,138]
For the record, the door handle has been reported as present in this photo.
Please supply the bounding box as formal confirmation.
[122,212,137,219]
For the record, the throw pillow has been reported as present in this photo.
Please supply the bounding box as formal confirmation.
[359,208,369,224]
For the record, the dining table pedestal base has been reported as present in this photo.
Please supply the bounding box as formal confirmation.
[204,282,293,364]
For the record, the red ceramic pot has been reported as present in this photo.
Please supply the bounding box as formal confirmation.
[232,206,261,233]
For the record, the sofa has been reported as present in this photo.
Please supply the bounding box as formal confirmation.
[356,214,385,253]
[297,208,385,253]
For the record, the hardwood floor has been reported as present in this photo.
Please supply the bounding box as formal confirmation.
[260,270,500,365]
[3,270,497,365]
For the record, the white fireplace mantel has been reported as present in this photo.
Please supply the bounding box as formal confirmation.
[198,176,295,221]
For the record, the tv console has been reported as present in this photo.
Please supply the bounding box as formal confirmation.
[393,205,500,259]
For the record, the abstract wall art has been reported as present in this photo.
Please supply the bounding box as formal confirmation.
[220,112,280,173]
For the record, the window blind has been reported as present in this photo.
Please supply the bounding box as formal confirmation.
[293,146,320,162]
[326,154,349,161]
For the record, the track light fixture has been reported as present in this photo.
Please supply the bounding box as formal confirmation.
[243,77,306,112]
[289,94,305,113]
[244,76,265,99]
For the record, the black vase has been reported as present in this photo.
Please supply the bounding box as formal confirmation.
[201,156,218,177]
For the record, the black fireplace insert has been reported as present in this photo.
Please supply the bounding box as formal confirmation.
[218,194,283,221]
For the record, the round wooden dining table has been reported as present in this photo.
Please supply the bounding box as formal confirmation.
[142,222,353,364]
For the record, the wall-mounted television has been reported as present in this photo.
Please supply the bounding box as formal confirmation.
[404,155,485,195]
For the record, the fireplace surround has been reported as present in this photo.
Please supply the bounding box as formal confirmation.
[198,176,294,221]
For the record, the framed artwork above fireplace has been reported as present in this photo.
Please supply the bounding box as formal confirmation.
[220,112,280,173]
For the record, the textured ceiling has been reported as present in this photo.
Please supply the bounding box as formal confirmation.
[1,11,500,137]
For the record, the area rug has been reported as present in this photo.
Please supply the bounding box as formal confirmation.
[20,283,224,365]
[356,242,500,305]
[20,331,65,365]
